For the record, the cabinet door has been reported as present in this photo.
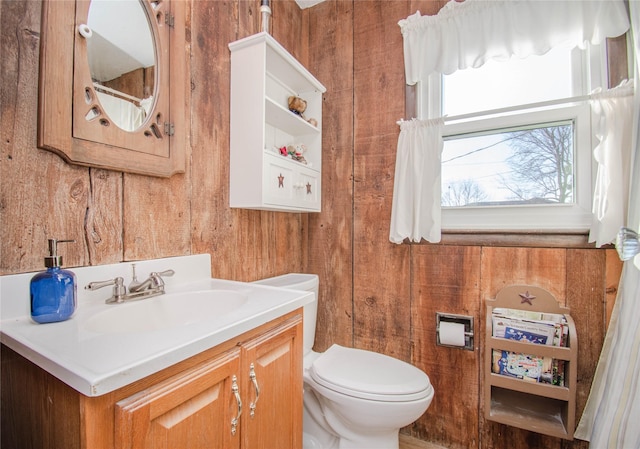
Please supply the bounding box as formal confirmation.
[241,316,303,449]
[296,167,320,211]
[264,156,296,206]
[115,349,242,449]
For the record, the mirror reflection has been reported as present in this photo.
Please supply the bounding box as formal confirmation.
[85,0,156,131]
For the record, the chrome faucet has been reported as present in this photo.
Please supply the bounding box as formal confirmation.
[129,269,175,293]
[85,265,175,304]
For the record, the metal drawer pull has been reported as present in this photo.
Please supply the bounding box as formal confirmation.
[249,363,260,418]
[231,375,242,436]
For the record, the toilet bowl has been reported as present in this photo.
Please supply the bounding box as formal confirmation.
[254,273,434,449]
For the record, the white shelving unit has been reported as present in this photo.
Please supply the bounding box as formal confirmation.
[229,32,326,212]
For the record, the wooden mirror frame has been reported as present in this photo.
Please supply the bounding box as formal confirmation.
[38,0,187,177]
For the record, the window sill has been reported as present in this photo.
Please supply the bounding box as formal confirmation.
[435,230,609,249]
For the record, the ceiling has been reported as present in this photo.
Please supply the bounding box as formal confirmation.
[85,0,326,82]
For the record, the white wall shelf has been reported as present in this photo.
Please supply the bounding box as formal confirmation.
[229,32,326,212]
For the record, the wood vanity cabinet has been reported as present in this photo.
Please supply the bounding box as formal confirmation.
[1,311,303,449]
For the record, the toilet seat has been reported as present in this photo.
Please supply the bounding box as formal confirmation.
[309,344,432,402]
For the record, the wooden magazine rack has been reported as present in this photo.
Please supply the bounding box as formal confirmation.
[485,285,577,440]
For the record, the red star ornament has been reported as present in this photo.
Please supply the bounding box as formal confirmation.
[519,291,536,305]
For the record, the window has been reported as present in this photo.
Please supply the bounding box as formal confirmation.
[420,44,605,231]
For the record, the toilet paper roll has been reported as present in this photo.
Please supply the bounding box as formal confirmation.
[439,321,466,347]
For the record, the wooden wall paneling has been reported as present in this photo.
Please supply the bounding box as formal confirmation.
[352,0,412,360]
[237,0,258,39]
[122,173,191,261]
[351,242,411,359]
[410,0,449,17]
[248,211,308,281]
[271,0,309,66]
[189,0,237,278]
[307,0,355,352]
[84,169,124,265]
[479,247,567,449]
[479,247,568,300]
[352,135,411,360]
[1,0,92,274]
[607,34,630,89]
[409,245,482,449]
[565,249,606,449]
[604,248,623,329]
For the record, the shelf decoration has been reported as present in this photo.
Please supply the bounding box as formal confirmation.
[519,290,536,305]
[288,95,318,127]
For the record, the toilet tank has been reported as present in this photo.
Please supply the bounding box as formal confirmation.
[253,273,318,356]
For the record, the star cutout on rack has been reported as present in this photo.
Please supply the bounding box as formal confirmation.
[519,291,536,305]
[278,174,285,188]
[306,182,312,194]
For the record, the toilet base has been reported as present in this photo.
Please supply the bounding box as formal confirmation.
[303,431,327,449]
[303,385,404,449]
[335,433,400,449]
[303,388,339,449]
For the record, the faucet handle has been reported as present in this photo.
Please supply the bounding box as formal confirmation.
[128,264,174,290]
[148,269,175,289]
[85,277,126,303]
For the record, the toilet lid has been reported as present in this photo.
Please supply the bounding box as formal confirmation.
[309,344,432,401]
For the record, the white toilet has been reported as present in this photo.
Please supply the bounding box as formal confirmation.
[254,273,434,449]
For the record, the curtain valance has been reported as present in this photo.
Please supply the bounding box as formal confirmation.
[398,0,630,84]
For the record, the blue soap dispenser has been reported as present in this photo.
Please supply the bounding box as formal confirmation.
[30,239,77,324]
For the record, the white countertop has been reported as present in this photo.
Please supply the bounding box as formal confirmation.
[0,255,312,396]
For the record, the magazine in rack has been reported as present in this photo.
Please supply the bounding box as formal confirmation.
[491,307,568,386]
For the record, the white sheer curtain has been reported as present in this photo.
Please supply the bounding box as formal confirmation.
[589,80,635,247]
[390,0,630,244]
[398,0,630,83]
[575,4,640,447]
[390,118,444,244]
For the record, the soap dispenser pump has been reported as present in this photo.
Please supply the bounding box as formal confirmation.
[30,239,77,324]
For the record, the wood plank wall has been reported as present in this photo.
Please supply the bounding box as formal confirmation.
[306,1,624,449]
[1,0,309,279]
[0,0,625,448]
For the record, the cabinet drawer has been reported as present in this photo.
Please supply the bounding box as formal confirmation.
[264,154,320,211]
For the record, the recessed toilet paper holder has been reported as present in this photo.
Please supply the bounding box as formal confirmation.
[436,312,474,351]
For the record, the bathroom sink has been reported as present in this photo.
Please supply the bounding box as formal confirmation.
[0,255,315,396]
[83,290,249,333]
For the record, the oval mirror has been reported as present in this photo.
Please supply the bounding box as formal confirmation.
[84,0,156,132]
[38,0,187,177]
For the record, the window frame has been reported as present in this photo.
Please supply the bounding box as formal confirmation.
[441,105,592,231]
[417,44,608,233]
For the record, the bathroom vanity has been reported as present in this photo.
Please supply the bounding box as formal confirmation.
[1,255,310,449]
